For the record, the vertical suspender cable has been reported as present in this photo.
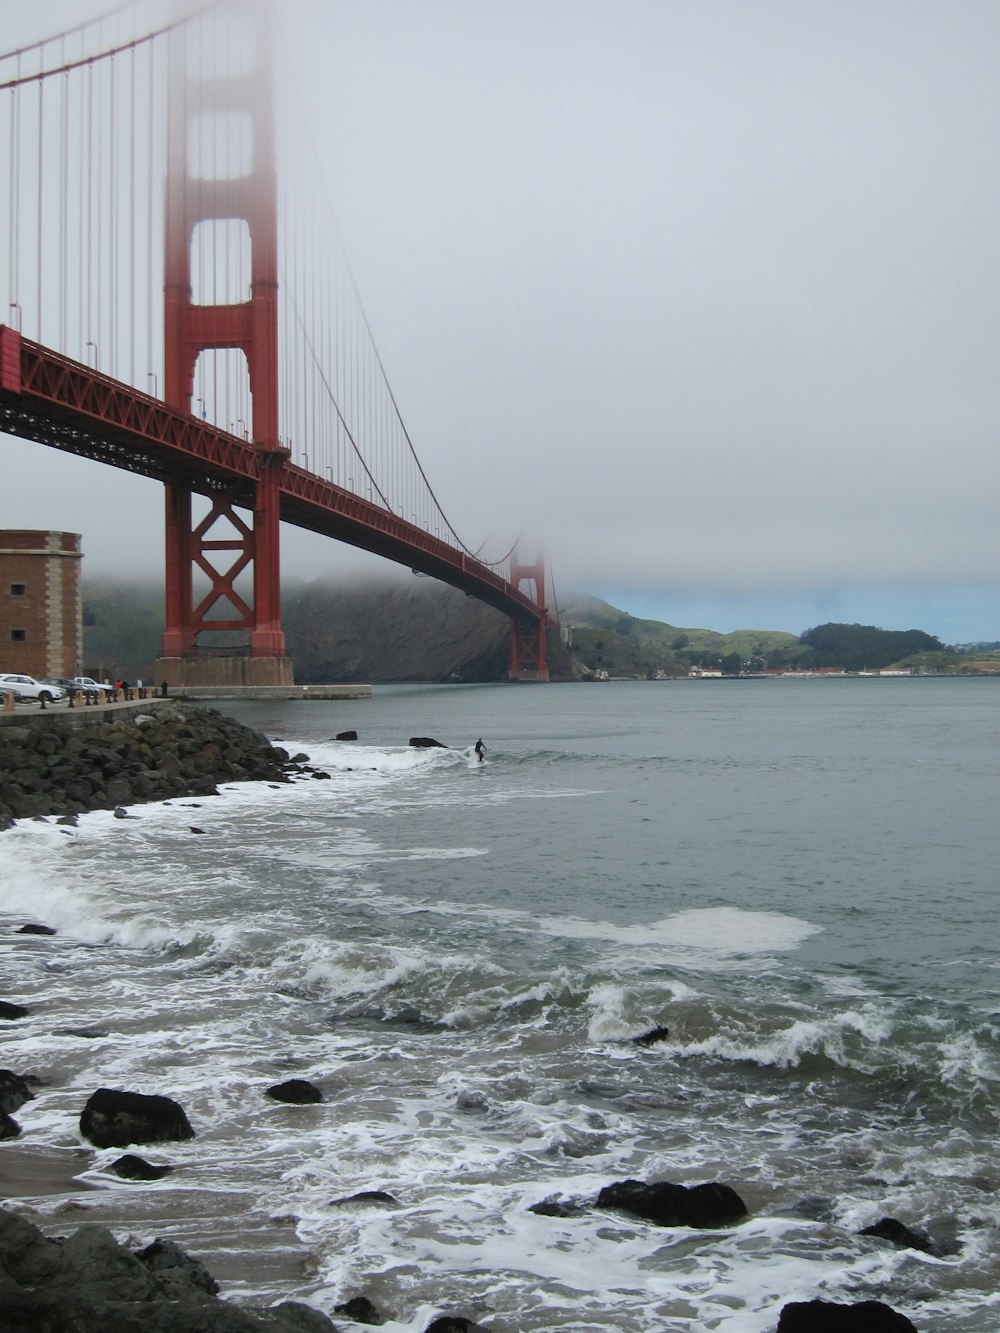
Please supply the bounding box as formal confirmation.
[128,44,135,386]
[95,57,104,367]
[85,59,93,360]
[77,57,85,356]
[108,53,116,376]
[8,59,20,324]
[146,37,153,391]
[58,46,67,352]
[35,68,43,340]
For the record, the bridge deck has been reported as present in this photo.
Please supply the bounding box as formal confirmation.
[0,329,544,626]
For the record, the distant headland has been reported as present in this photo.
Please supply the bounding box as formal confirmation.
[77,577,998,685]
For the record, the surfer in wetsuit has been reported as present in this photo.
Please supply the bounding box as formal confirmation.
[475,738,486,763]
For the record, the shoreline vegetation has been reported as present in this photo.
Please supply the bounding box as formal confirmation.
[1,706,925,1330]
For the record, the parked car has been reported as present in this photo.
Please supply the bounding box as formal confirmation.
[0,673,67,702]
[71,676,114,696]
[43,675,114,696]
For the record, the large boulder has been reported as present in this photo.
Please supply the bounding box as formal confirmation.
[596,1177,748,1228]
[777,1299,919,1331]
[409,737,446,748]
[79,1087,195,1148]
[266,1078,323,1105]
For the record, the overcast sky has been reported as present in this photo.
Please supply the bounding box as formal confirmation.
[4,0,999,641]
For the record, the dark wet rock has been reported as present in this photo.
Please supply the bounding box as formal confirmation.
[632,1024,670,1047]
[266,1078,323,1105]
[455,1089,488,1111]
[333,1295,385,1324]
[0,1208,338,1331]
[310,770,332,780]
[16,922,56,935]
[80,1087,195,1148]
[0,1000,29,1019]
[528,1197,588,1218]
[290,752,310,763]
[58,1026,111,1039]
[55,813,79,826]
[189,826,207,834]
[777,1298,919,1331]
[0,1109,20,1138]
[109,1153,175,1181]
[138,1237,219,1294]
[0,1069,35,1114]
[335,730,358,741]
[331,1190,397,1207]
[268,1304,342,1332]
[425,1319,490,1333]
[105,777,133,807]
[596,1177,748,1228]
[859,1216,934,1253]
[409,736,446,748]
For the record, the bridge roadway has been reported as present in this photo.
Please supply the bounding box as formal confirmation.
[0,328,542,628]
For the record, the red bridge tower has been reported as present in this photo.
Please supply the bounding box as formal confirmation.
[508,552,550,682]
[156,3,292,688]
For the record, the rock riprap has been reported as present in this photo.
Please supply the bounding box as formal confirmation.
[0,704,297,827]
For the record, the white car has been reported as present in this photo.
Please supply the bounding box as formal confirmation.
[0,673,67,703]
[71,676,114,696]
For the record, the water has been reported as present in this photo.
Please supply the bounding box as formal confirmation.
[2,679,999,1331]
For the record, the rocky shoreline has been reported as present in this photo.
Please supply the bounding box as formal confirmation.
[0,707,926,1331]
[0,702,316,830]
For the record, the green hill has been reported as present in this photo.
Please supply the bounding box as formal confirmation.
[559,594,805,678]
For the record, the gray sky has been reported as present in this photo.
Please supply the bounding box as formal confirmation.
[4,0,999,641]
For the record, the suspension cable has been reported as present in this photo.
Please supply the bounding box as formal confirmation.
[0,0,150,60]
[272,15,514,571]
[0,10,211,92]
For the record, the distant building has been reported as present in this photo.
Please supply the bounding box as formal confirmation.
[0,530,82,679]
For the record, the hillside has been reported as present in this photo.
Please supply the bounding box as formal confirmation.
[79,580,962,683]
[559,595,806,678]
[80,576,574,683]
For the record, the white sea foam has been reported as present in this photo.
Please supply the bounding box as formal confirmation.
[537,906,821,960]
[672,1004,896,1070]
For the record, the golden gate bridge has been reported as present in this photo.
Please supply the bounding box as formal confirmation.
[0,0,552,684]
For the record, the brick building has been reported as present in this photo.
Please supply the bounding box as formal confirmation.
[0,530,82,679]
